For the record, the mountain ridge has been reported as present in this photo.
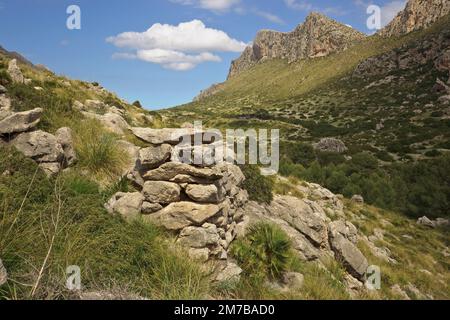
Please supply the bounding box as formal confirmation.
[227,12,365,79]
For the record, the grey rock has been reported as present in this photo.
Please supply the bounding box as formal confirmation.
[105,192,144,219]
[143,202,221,231]
[139,144,172,170]
[0,108,43,135]
[7,59,24,83]
[142,181,181,204]
[215,262,242,282]
[11,130,64,163]
[185,184,222,203]
[143,162,223,181]
[0,85,7,94]
[329,233,368,280]
[177,223,221,248]
[351,195,364,204]
[55,127,77,166]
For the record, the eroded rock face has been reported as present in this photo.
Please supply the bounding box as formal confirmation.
[379,0,450,38]
[355,27,450,78]
[228,12,365,78]
[0,108,43,135]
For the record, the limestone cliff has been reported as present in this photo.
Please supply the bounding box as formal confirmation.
[379,0,450,37]
[228,12,365,79]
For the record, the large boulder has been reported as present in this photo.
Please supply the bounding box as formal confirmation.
[0,108,43,135]
[0,258,7,286]
[143,162,223,181]
[82,112,130,135]
[138,144,172,170]
[314,138,348,153]
[266,196,329,248]
[143,202,221,231]
[10,130,64,172]
[105,192,144,219]
[329,232,368,280]
[185,184,222,203]
[142,181,181,204]
[177,223,221,248]
[7,59,24,83]
[55,127,77,166]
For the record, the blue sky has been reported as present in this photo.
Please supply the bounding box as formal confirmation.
[0,0,406,109]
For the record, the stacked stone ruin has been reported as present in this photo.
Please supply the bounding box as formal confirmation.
[106,127,249,281]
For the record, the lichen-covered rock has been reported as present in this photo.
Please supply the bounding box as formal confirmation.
[0,108,43,135]
[215,262,242,282]
[142,181,181,204]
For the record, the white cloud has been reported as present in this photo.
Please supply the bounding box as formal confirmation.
[107,20,246,71]
[170,0,241,12]
[380,0,407,27]
[254,10,286,24]
[284,0,313,11]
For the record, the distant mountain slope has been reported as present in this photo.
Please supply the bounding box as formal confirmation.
[228,12,365,79]
[379,0,450,37]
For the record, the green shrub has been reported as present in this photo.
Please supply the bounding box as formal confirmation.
[132,100,143,109]
[73,119,128,180]
[240,165,274,204]
[231,222,292,280]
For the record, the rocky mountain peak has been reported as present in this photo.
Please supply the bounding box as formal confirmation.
[379,0,450,37]
[227,12,365,79]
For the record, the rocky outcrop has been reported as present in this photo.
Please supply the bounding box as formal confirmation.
[379,0,450,38]
[241,186,369,282]
[313,138,348,153]
[105,128,249,280]
[228,12,365,78]
[417,216,449,228]
[354,27,450,78]
[0,108,43,135]
[7,59,25,83]
[193,83,225,102]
